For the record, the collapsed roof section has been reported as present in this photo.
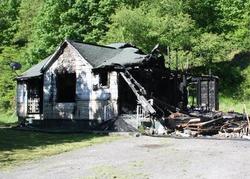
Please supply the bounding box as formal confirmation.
[17,40,150,80]
[69,40,121,67]
[95,47,146,68]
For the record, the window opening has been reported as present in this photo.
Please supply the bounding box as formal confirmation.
[56,72,76,102]
[99,71,108,87]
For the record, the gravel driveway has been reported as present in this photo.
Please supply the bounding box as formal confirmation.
[1,135,250,179]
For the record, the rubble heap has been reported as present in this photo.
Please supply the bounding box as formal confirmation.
[148,110,250,139]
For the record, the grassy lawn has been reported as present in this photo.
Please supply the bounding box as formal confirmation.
[219,96,250,113]
[0,113,17,126]
[0,128,120,170]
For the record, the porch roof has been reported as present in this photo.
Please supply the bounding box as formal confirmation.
[16,56,51,80]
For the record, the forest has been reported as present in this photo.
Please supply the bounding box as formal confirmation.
[0,0,250,115]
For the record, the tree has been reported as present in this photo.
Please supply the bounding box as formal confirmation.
[103,0,196,52]
[230,1,250,50]
[192,33,231,68]
[14,0,44,46]
[0,0,21,46]
[28,0,123,64]
[183,0,221,33]
[0,47,21,112]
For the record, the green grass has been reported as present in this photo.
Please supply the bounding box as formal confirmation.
[219,95,250,113]
[0,113,17,126]
[0,129,121,169]
[187,95,250,113]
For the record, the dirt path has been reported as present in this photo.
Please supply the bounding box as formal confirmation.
[1,136,250,179]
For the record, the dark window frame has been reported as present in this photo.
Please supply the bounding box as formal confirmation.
[56,72,76,102]
[98,71,109,88]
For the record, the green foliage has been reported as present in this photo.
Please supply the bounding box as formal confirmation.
[240,67,250,100]
[103,0,196,52]
[28,0,122,63]
[0,0,40,112]
[0,0,250,113]
[220,95,250,113]
[184,0,221,32]
[0,0,21,46]
[0,113,17,126]
[102,0,240,72]
[232,52,250,100]
[192,52,250,103]
[0,47,20,111]
[14,0,44,45]
[217,0,247,32]
[192,33,232,67]
[185,0,249,33]
[233,2,250,50]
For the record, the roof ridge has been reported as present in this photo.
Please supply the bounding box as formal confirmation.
[66,39,118,50]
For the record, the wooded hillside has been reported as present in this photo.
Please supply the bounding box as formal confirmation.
[0,0,250,113]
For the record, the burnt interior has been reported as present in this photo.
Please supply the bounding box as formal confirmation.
[131,68,187,109]
[56,72,76,102]
[118,74,137,114]
[116,62,219,118]
[117,65,189,116]
[99,71,108,87]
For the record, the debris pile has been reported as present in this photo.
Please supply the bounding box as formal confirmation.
[164,110,250,139]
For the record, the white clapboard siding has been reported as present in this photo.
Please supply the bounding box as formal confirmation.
[16,82,27,117]
[43,44,118,120]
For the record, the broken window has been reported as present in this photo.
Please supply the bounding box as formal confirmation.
[56,72,76,102]
[27,79,43,114]
[99,71,109,87]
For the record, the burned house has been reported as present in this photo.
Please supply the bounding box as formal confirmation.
[16,40,219,131]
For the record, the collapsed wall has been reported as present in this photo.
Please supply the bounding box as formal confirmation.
[110,63,249,139]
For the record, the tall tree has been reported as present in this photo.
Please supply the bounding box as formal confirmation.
[28,0,123,63]
[0,0,21,46]
[103,0,196,52]
[0,0,22,112]
[14,0,44,46]
[183,0,221,33]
